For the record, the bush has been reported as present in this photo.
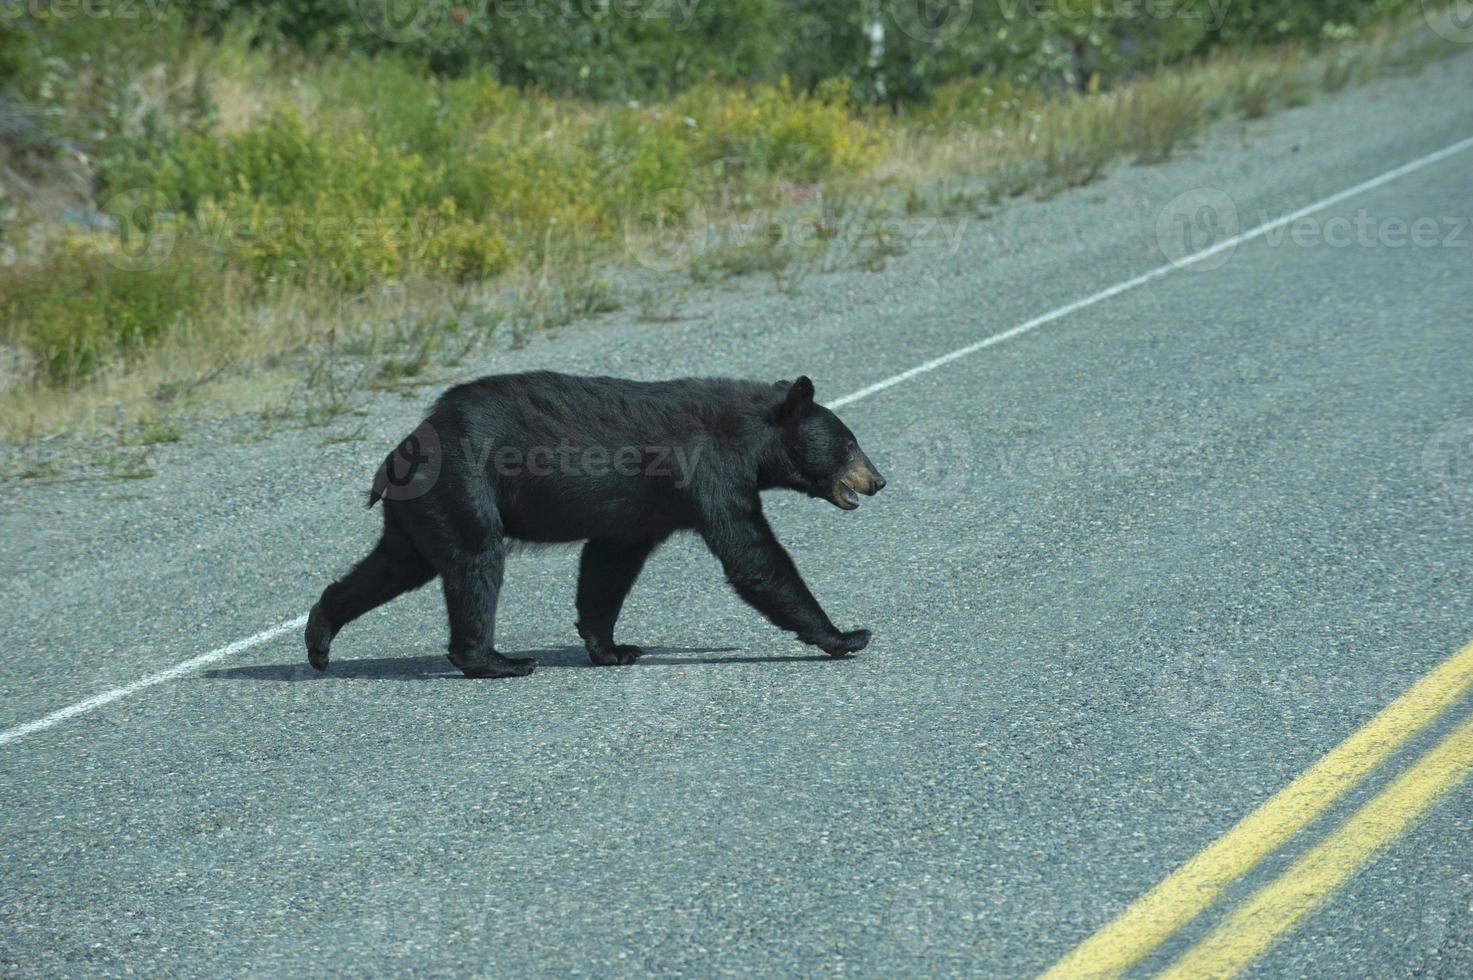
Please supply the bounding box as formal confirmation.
[0,0,1430,403]
[1,238,218,383]
[1211,0,1411,45]
[675,78,881,182]
[911,78,1042,130]
[94,63,879,291]
[1118,73,1207,164]
[179,0,796,101]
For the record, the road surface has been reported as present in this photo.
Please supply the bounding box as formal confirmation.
[3,50,1473,977]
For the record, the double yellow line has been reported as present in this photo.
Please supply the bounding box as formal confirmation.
[1043,639,1473,979]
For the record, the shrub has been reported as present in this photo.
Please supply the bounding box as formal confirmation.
[0,0,1432,410]
[1118,74,1207,164]
[1036,93,1121,189]
[179,0,795,102]
[1,237,218,383]
[117,109,445,213]
[94,63,880,295]
[420,215,514,283]
[911,78,1042,130]
[675,78,881,183]
[162,0,1425,108]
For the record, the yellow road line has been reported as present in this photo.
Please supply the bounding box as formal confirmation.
[1041,639,1473,979]
[1159,711,1473,978]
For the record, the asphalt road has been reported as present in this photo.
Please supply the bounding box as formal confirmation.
[3,52,1473,978]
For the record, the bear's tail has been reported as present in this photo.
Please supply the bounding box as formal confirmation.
[366,453,391,508]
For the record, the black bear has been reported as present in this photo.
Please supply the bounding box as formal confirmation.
[305,370,885,678]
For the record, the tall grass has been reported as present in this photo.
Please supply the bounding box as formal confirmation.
[0,11,1462,441]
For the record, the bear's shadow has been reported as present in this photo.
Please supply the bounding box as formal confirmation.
[203,645,837,682]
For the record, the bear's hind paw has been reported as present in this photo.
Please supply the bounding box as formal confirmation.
[448,651,537,679]
[305,603,333,672]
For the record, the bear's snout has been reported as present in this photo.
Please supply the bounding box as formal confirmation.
[848,451,885,495]
[830,452,885,510]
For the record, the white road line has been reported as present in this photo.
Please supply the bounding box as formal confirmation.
[0,615,308,747]
[3,134,1471,750]
[827,133,1473,410]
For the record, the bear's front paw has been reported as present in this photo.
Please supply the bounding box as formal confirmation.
[587,642,643,666]
[817,628,870,658]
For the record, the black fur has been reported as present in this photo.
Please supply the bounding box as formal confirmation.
[306,370,885,677]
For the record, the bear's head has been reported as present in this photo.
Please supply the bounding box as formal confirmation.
[770,376,886,510]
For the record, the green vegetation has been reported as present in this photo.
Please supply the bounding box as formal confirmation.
[0,1,1462,440]
[173,0,1415,104]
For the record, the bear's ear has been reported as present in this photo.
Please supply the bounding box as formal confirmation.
[772,375,815,424]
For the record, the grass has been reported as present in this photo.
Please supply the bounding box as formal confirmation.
[883,12,1467,197]
[0,10,1466,449]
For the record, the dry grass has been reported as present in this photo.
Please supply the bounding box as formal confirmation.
[2,11,1465,447]
[0,276,475,439]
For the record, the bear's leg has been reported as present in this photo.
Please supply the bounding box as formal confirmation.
[441,540,536,679]
[575,537,660,666]
[307,528,436,672]
[701,507,870,658]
